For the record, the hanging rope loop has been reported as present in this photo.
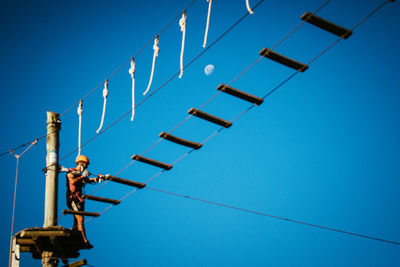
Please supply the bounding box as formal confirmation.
[246,0,254,14]
[203,0,213,48]
[129,58,136,121]
[179,11,187,79]
[143,36,160,95]
[77,100,83,156]
[96,80,109,133]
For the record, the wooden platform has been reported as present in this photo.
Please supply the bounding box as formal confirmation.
[14,226,87,261]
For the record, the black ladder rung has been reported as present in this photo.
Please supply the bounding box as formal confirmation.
[259,48,308,72]
[301,12,352,39]
[104,175,146,188]
[131,154,173,170]
[82,194,121,205]
[188,108,232,128]
[62,210,100,217]
[159,132,202,150]
[217,84,264,105]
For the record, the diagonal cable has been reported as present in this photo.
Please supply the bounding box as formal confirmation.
[147,186,400,246]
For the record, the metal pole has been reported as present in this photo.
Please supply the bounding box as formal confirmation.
[42,111,61,267]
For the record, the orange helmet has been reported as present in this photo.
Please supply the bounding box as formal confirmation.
[75,155,90,165]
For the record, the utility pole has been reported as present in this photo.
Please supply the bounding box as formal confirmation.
[42,111,61,267]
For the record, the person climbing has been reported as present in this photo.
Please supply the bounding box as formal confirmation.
[66,155,103,249]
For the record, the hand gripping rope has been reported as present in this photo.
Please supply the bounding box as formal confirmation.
[129,58,136,121]
[96,80,109,133]
[77,100,83,156]
[246,0,254,14]
[143,36,160,95]
[203,0,213,48]
[179,11,187,79]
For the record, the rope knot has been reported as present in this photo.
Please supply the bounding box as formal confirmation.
[179,12,187,31]
[153,36,160,57]
[103,80,109,98]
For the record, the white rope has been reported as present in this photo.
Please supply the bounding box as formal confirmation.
[179,11,187,79]
[77,100,83,156]
[96,80,109,133]
[203,0,213,48]
[143,36,160,95]
[129,58,136,121]
[246,0,254,15]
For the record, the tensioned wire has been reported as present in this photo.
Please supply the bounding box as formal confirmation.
[146,186,400,246]
[77,0,400,246]
[8,140,38,267]
[0,0,198,158]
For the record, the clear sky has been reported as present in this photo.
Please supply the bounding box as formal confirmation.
[1,0,399,266]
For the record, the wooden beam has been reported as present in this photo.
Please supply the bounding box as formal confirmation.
[159,132,202,150]
[259,48,308,72]
[301,12,352,39]
[217,84,264,105]
[188,108,232,128]
[62,210,100,217]
[62,259,87,267]
[82,194,121,205]
[104,175,146,189]
[16,239,35,245]
[21,230,70,238]
[131,154,173,170]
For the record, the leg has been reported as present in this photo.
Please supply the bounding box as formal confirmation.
[75,214,88,243]
[73,215,78,229]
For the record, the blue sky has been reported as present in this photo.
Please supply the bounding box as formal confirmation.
[1,0,399,266]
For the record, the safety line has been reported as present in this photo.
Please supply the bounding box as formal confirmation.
[8,139,38,267]
[9,139,39,238]
[146,186,400,246]
[1,136,45,158]
[9,157,20,242]
[351,0,391,32]
[8,156,20,267]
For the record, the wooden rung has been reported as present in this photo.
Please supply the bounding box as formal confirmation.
[82,194,121,205]
[159,132,202,150]
[301,12,352,39]
[131,154,173,170]
[188,108,233,128]
[259,48,308,72]
[62,259,87,267]
[104,175,146,188]
[62,210,100,217]
[217,84,264,105]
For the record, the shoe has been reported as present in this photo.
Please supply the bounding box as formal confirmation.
[83,242,94,249]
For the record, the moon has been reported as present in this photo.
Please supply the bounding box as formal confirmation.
[204,64,214,75]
